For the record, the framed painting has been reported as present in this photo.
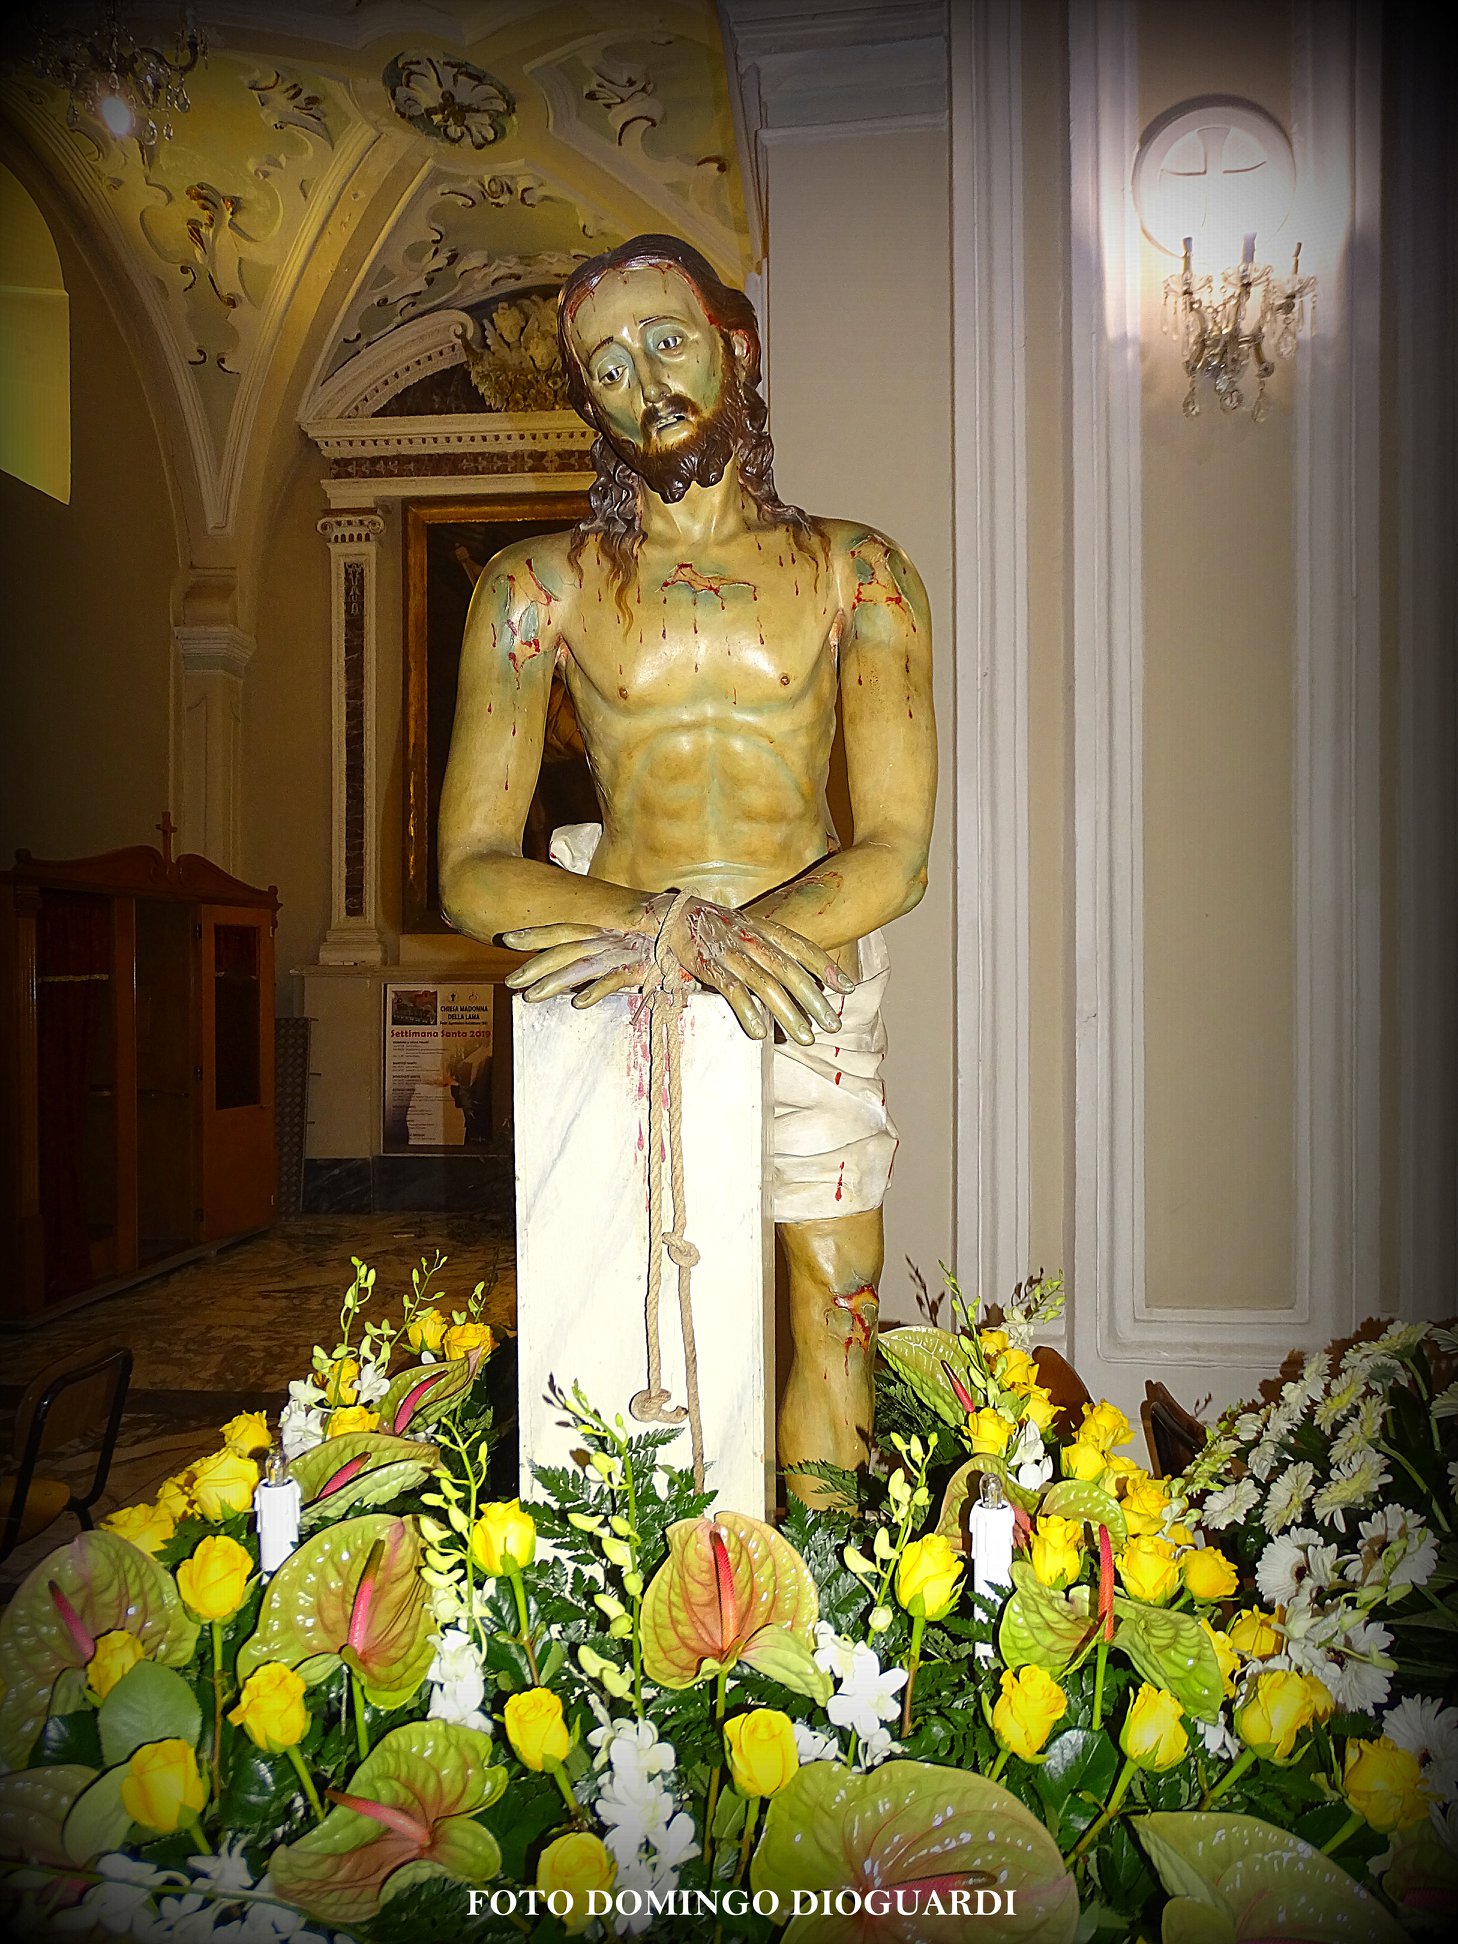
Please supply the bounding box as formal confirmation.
[403,492,597,934]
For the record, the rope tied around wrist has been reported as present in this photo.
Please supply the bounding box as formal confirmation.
[628,888,706,1490]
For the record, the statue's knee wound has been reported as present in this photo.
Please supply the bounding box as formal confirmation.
[828,1283,878,1354]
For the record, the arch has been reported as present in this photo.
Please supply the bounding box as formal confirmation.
[0,163,70,503]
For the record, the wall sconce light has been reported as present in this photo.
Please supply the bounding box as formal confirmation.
[1133,98,1317,421]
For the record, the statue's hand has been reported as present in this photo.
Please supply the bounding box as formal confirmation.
[501,895,853,1045]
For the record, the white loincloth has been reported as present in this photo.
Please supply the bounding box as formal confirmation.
[548,823,898,1223]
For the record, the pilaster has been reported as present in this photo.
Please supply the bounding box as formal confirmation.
[175,623,254,874]
[317,510,386,965]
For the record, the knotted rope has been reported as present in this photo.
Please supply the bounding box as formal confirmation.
[628,889,706,1490]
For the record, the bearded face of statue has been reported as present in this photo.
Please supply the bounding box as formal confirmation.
[564,264,748,503]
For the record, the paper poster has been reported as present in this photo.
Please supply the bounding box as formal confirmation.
[383,982,493,1148]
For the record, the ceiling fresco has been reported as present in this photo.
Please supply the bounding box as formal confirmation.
[0,0,753,537]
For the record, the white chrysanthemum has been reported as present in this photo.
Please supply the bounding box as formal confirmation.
[1200,1478,1261,1530]
[1314,1374,1364,1432]
[1345,1504,1439,1592]
[1433,1382,1458,1421]
[1385,1697,1458,1804]
[1234,1409,1269,1442]
[1248,1440,1284,1484]
[1264,1461,1317,1533]
[1311,1448,1391,1532]
[1331,1394,1386,1467]
[1316,1614,1396,1714]
[1255,1529,1339,1607]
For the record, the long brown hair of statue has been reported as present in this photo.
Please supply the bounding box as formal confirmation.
[557,235,822,610]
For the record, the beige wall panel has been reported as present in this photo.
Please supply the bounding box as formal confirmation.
[0,218,172,863]
[761,126,953,1322]
[243,446,332,1009]
[1137,6,1296,1312]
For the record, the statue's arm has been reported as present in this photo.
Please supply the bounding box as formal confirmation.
[436,547,647,941]
[747,527,936,952]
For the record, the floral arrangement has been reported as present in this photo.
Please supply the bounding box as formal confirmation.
[0,1258,1453,1944]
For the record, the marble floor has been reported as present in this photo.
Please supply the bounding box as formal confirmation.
[0,1214,514,1592]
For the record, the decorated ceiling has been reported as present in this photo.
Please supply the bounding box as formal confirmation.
[0,0,753,536]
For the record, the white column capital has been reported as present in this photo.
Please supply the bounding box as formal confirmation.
[318,511,386,549]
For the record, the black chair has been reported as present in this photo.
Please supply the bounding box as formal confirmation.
[0,1344,133,1561]
[1142,1379,1206,1478]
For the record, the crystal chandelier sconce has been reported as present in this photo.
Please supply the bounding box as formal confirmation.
[1163,234,1317,421]
[32,1,206,166]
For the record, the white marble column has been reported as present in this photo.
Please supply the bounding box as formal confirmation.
[175,624,254,874]
[318,511,386,964]
[514,992,776,1518]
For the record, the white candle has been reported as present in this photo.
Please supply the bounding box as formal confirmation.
[1242,232,1256,266]
[968,1473,1017,1661]
[254,1450,303,1577]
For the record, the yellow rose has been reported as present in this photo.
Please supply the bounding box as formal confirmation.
[1022,1385,1059,1434]
[1201,1620,1241,1698]
[1079,1401,1134,1452]
[1300,1673,1337,1723]
[724,1708,800,1798]
[966,1408,1015,1456]
[1180,1546,1239,1602]
[536,1832,616,1935]
[326,1406,379,1439]
[1061,1442,1110,1485]
[894,1535,964,1621]
[99,1501,176,1556]
[1107,1456,1150,1491]
[979,1329,1011,1359]
[1121,1684,1189,1771]
[1029,1514,1084,1591]
[1165,1521,1196,1548]
[228,1662,309,1753]
[996,1347,1038,1393]
[120,1738,206,1834]
[992,1664,1067,1761]
[219,1411,270,1458]
[1234,1670,1316,1762]
[1120,1478,1172,1538]
[1228,1607,1283,1659]
[1117,1535,1180,1606]
[189,1449,259,1522]
[156,1472,194,1522]
[504,1688,570,1771]
[1342,1738,1432,1834]
[442,1321,496,1364]
[469,1500,538,1577]
[405,1307,449,1355]
[175,1534,253,1622]
[324,1357,360,1406]
[87,1630,146,1701]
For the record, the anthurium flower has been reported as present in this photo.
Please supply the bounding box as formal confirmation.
[189,1448,260,1521]
[1234,1669,1316,1762]
[1342,1737,1432,1833]
[1117,1536,1180,1606]
[175,1535,252,1622]
[229,1661,309,1753]
[441,1321,495,1365]
[752,1760,1079,1942]
[1227,1608,1282,1659]
[1121,1684,1189,1771]
[1078,1401,1133,1452]
[503,1688,569,1771]
[640,1513,829,1700]
[87,1629,147,1701]
[894,1536,964,1621]
[724,1708,799,1798]
[120,1738,205,1834]
[468,1501,536,1577]
[992,1665,1067,1761]
[536,1831,616,1934]
[219,1411,271,1458]
[405,1308,449,1355]
[267,1720,505,1927]
[1181,1546,1239,1602]
[98,1502,175,1556]
[1029,1515,1084,1591]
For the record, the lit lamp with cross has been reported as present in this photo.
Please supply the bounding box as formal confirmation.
[1133,98,1317,421]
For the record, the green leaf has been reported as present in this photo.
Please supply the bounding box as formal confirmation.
[1041,1481,1128,1546]
[1035,1728,1119,1816]
[1113,1599,1224,1722]
[753,1758,1079,1942]
[0,1764,97,1869]
[740,1623,833,1703]
[237,1514,436,1708]
[267,1720,504,1927]
[641,1512,820,1690]
[290,1431,441,1527]
[936,1457,1040,1540]
[97,1661,203,1767]
[1160,1900,1236,1944]
[879,1325,984,1425]
[1135,1812,1409,1943]
[0,1530,200,1768]
[378,1359,475,1438]
[999,1561,1098,1674]
[35,1708,104,1769]
[62,1765,134,1866]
